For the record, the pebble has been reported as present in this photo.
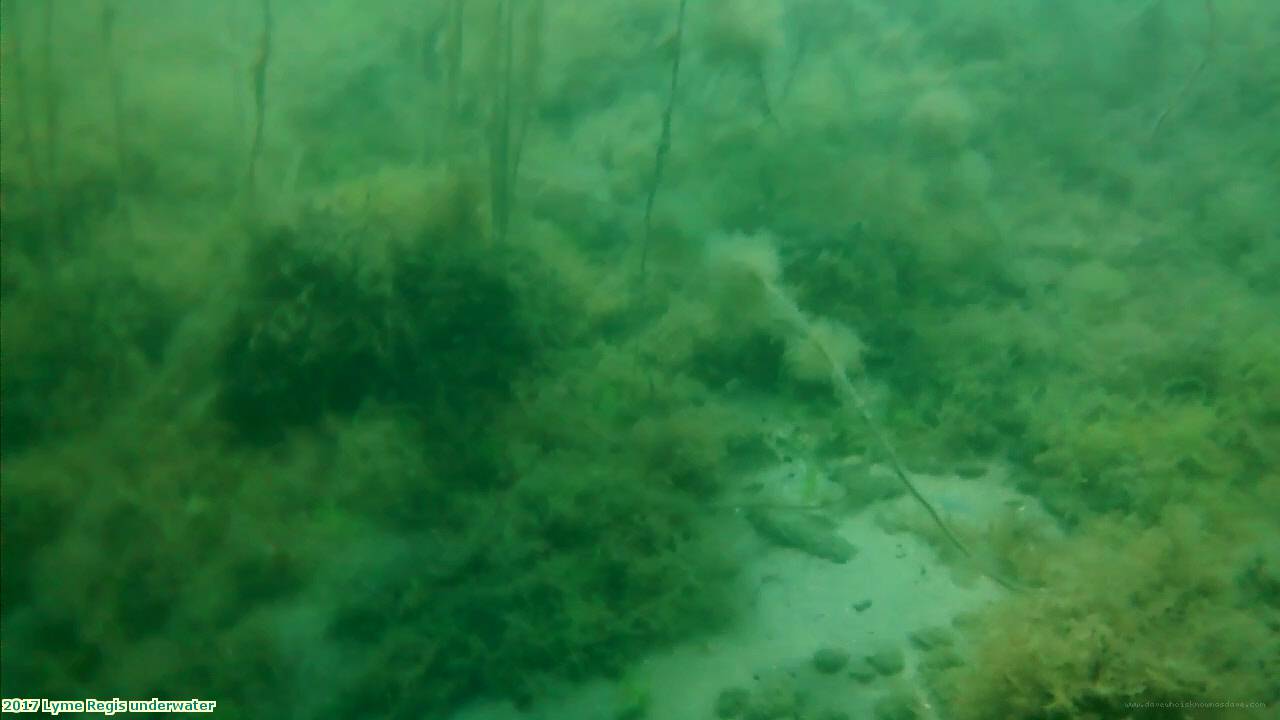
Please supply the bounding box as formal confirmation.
[908,626,955,651]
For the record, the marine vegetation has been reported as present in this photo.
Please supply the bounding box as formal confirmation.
[1,1,1276,719]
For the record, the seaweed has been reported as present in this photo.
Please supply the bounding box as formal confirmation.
[937,509,1279,719]
[640,0,688,277]
[245,0,272,206]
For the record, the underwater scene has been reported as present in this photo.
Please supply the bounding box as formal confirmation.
[1,1,1277,718]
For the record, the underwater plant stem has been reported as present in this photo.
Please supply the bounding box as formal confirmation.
[1150,0,1216,141]
[100,2,129,195]
[752,57,779,126]
[5,2,51,244]
[246,0,272,203]
[640,0,688,277]
[441,0,467,157]
[489,0,514,244]
[511,0,543,190]
[42,0,61,241]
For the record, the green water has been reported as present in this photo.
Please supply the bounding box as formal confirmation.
[1,1,1276,718]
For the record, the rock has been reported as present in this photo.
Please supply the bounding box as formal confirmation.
[873,690,920,720]
[908,626,955,651]
[812,647,851,674]
[837,463,903,509]
[744,678,800,720]
[918,646,965,678]
[865,644,905,676]
[715,687,751,719]
[846,659,878,683]
[745,508,857,563]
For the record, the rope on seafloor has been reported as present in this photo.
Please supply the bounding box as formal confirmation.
[758,281,1028,593]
